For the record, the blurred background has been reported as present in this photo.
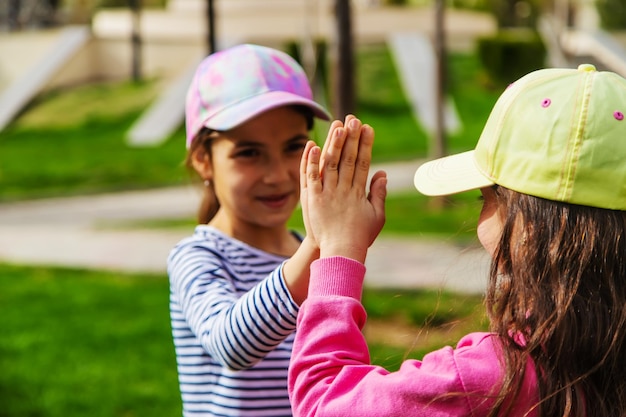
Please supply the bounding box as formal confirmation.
[0,0,624,201]
[1,1,625,416]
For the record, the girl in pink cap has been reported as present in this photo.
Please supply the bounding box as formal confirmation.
[290,64,626,417]
[167,43,331,417]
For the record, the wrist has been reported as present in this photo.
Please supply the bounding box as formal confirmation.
[319,244,367,264]
[300,235,320,256]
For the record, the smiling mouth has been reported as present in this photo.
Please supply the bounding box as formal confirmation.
[258,193,290,206]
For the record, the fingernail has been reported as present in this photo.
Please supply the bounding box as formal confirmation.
[335,128,344,137]
[350,119,360,129]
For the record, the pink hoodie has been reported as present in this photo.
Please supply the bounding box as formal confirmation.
[289,256,539,417]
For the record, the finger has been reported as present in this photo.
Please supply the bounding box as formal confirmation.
[352,124,375,189]
[322,126,347,188]
[368,170,388,209]
[320,120,344,156]
[300,141,317,191]
[337,117,362,187]
[300,143,314,231]
[319,120,344,174]
[368,170,388,243]
[320,115,354,161]
[306,144,322,193]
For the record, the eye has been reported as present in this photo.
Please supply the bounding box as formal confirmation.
[234,147,260,158]
[285,139,309,154]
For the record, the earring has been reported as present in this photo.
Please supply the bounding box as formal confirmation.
[203,179,210,187]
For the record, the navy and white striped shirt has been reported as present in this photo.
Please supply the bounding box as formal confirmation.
[168,226,300,417]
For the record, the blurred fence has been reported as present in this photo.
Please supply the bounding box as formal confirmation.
[1,0,59,30]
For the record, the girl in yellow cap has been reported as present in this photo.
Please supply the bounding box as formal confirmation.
[290,64,626,417]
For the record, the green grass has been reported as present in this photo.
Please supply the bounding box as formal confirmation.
[356,44,429,161]
[363,287,485,327]
[445,51,502,152]
[0,80,189,202]
[377,189,483,238]
[356,44,501,161]
[0,264,181,417]
[362,287,488,370]
[0,263,487,415]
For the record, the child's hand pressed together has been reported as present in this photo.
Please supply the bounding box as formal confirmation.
[300,115,387,264]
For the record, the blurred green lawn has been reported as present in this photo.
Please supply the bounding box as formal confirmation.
[0,264,180,417]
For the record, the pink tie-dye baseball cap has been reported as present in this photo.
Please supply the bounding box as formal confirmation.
[185,43,331,147]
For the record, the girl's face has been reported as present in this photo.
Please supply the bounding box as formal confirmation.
[477,186,503,256]
[197,106,309,233]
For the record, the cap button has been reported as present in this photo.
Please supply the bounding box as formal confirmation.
[578,64,597,72]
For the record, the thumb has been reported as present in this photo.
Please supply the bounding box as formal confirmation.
[368,170,387,218]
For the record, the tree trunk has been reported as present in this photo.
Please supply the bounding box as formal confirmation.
[433,0,446,160]
[207,0,216,54]
[130,0,142,82]
[333,0,355,120]
[431,0,449,209]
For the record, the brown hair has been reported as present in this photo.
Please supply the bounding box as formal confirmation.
[185,105,315,224]
[486,186,626,417]
[185,128,220,224]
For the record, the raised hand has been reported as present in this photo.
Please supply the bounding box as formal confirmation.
[300,116,387,264]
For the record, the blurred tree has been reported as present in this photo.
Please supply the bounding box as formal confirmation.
[487,0,541,28]
[433,0,447,160]
[7,0,20,30]
[333,0,355,120]
[129,0,142,81]
[206,0,216,54]
[100,0,166,6]
[596,0,626,29]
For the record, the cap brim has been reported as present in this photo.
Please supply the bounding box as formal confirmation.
[204,91,331,131]
[414,150,495,196]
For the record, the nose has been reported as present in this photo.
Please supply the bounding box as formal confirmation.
[263,155,293,184]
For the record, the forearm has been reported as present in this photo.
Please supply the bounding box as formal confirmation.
[282,236,319,305]
[203,270,300,369]
[170,251,299,370]
[288,257,370,416]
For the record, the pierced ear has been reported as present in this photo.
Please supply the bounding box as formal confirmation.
[191,147,213,180]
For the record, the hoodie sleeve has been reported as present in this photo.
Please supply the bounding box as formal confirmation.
[288,256,538,417]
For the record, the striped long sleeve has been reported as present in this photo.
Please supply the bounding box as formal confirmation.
[168,225,300,417]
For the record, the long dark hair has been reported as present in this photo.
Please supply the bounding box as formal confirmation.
[185,105,315,224]
[486,186,626,417]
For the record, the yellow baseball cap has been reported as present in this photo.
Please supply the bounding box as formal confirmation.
[414,64,626,210]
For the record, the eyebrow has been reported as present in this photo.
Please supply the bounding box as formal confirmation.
[286,134,310,142]
[232,134,309,147]
[232,139,260,147]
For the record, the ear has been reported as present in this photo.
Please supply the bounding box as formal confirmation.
[191,146,213,180]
